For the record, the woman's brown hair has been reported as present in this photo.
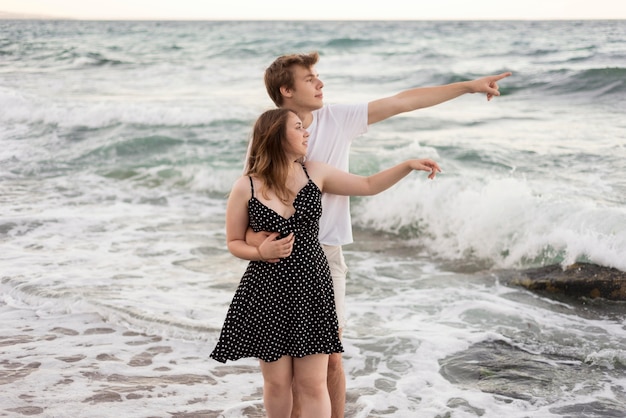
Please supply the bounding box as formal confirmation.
[245,108,296,204]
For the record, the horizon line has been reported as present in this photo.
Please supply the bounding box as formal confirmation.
[1,11,625,22]
[1,17,625,22]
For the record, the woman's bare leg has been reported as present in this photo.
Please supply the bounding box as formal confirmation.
[292,354,331,418]
[260,356,293,418]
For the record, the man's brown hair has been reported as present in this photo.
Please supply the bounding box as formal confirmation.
[264,52,319,107]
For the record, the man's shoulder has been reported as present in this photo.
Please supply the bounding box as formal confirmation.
[313,103,367,124]
[314,102,366,115]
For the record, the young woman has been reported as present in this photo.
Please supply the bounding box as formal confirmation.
[210,108,440,417]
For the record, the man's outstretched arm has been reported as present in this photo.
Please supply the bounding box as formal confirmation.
[368,72,512,124]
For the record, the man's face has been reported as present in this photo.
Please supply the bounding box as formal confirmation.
[287,65,324,111]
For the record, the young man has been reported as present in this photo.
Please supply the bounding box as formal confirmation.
[257,51,511,417]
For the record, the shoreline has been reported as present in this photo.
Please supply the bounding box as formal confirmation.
[0,305,267,417]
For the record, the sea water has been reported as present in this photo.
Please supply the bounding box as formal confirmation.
[1,19,625,417]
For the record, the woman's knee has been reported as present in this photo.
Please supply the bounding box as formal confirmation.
[294,375,327,398]
[264,377,292,398]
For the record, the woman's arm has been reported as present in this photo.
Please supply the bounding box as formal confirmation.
[306,159,441,197]
[225,177,262,261]
[226,177,295,261]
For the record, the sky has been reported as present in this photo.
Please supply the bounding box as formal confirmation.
[1,0,625,20]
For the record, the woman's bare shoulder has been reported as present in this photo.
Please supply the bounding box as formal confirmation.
[304,160,332,172]
[229,175,253,199]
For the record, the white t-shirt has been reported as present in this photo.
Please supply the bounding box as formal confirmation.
[306,103,369,246]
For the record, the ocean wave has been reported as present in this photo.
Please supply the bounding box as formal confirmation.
[63,51,128,69]
[324,37,377,49]
[352,176,626,272]
[0,42,129,70]
[78,135,184,161]
[512,67,626,98]
[563,67,626,94]
[0,86,256,128]
[434,66,626,99]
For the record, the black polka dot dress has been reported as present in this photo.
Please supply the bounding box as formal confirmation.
[210,169,344,363]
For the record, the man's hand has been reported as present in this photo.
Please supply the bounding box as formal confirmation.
[245,228,273,248]
[469,72,513,101]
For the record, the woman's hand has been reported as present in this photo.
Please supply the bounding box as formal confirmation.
[257,232,295,263]
[410,158,442,179]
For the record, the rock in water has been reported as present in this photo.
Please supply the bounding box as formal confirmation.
[504,262,626,301]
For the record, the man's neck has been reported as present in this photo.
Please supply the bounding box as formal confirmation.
[281,103,315,129]
[299,112,314,129]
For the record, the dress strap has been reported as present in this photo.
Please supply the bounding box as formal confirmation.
[249,176,255,197]
[301,163,310,179]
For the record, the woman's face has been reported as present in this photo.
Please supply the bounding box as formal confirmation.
[284,111,309,159]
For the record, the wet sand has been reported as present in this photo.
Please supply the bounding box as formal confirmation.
[0,305,266,418]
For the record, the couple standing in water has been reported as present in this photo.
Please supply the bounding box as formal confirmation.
[211,51,511,417]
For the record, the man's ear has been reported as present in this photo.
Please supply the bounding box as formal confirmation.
[280,86,293,98]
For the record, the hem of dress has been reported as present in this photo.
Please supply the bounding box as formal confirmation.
[210,347,344,364]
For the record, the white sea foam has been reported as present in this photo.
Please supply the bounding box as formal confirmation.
[353,173,626,271]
